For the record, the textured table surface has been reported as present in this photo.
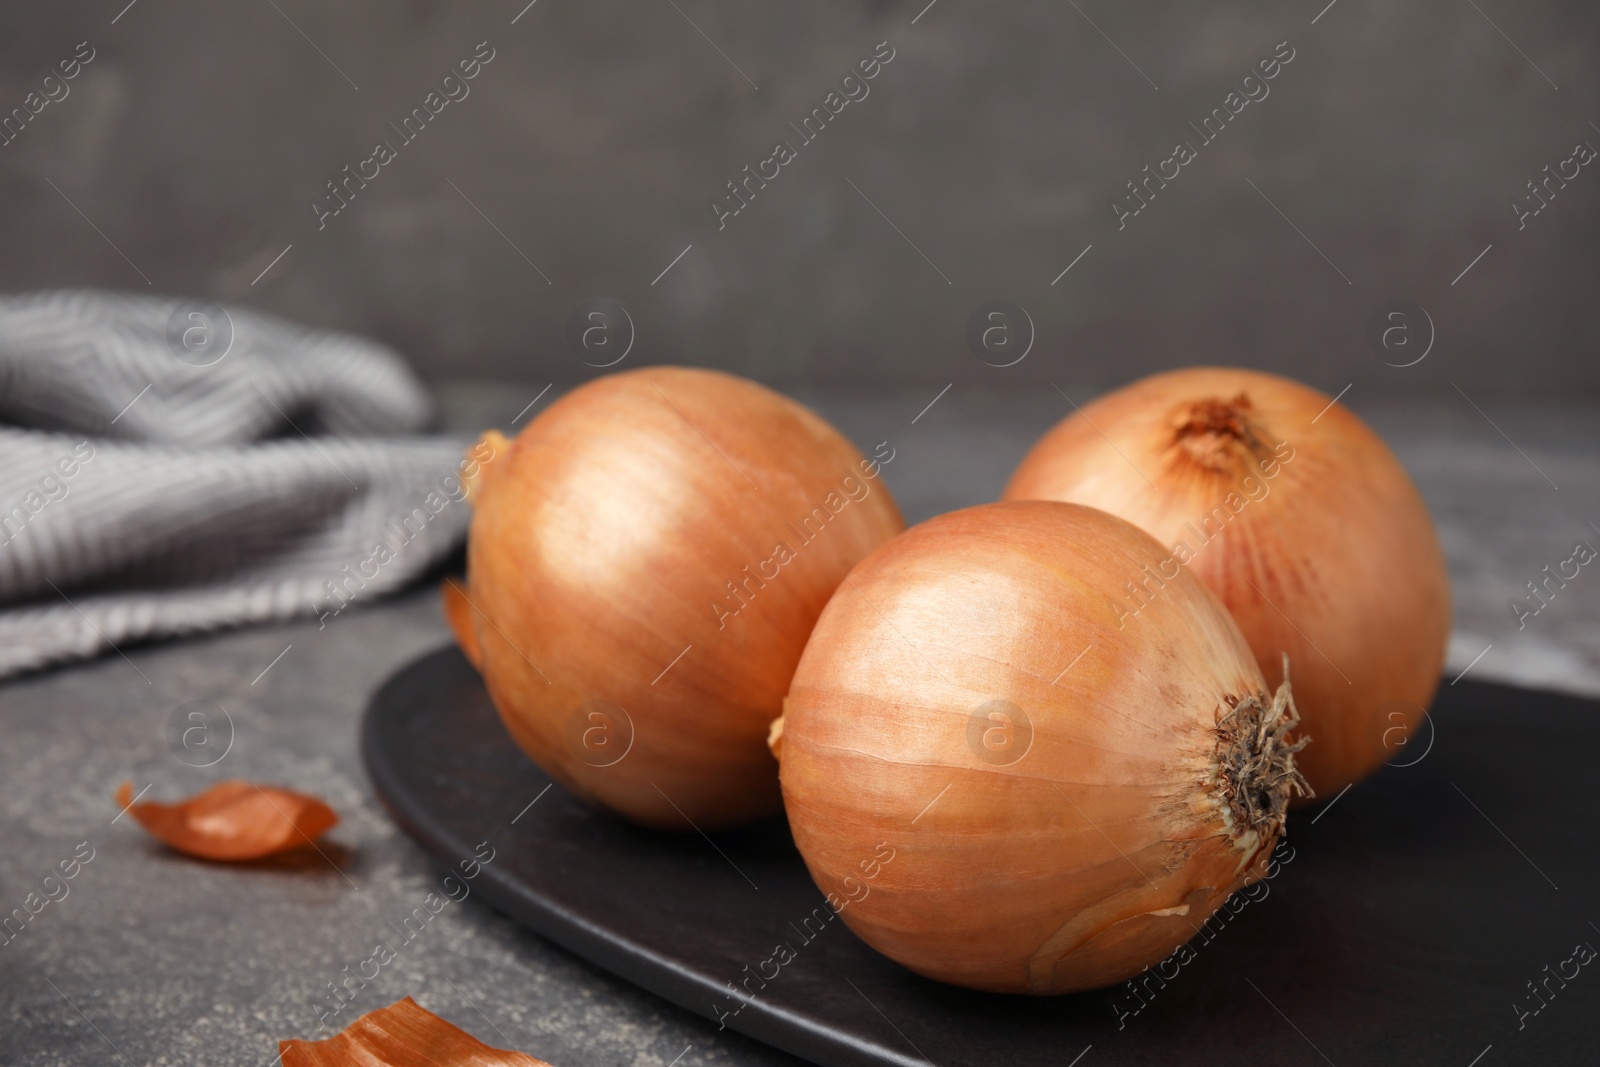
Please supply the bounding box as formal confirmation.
[1,386,1596,1066]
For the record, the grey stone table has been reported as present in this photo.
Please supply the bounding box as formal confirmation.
[2,387,1596,1066]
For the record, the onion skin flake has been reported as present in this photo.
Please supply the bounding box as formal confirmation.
[115,780,338,862]
[280,996,552,1067]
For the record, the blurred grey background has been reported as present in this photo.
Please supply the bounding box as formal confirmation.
[1,0,1596,396]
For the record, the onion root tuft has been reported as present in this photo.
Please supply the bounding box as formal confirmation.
[1215,656,1312,848]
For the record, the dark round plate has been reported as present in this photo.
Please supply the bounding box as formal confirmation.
[362,646,1600,1066]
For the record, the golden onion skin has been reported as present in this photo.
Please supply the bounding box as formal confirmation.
[1004,367,1450,801]
[457,366,904,832]
[779,501,1295,995]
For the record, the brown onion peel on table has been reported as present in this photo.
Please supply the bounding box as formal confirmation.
[775,501,1309,995]
[279,996,551,1066]
[115,780,338,862]
[1005,366,1450,801]
[447,366,904,832]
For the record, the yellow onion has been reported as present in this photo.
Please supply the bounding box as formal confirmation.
[452,366,903,831]
[1004,367,1450,800]
[776,501,1307,994]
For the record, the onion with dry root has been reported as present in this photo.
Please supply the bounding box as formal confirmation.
[451,366,904,831]
[1004,368,1449,800]
[776,501,1307,994]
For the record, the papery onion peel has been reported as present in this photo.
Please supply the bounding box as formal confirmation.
[279,996,551,1066]
[115,780,338,861]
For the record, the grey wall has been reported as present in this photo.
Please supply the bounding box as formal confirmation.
[1,0,1596,395]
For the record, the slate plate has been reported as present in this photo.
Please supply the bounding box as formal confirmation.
[362,646,1600,1067]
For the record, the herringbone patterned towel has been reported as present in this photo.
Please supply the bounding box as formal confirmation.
[0,290,473,679]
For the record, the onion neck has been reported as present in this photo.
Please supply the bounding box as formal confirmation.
[463,430,512,504]
[1214,657,1311,851]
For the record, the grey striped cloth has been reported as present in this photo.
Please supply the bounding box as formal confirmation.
[0,290,473,679]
